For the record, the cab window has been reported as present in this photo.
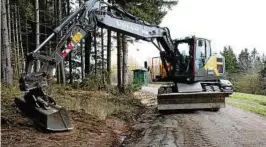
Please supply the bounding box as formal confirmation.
[205,40,211,58]
[177,43,190,57]
[195,40,205,71]
[195,39,211,71]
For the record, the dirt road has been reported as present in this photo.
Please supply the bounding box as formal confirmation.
[122,86,266,147]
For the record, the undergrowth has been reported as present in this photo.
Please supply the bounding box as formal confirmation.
[72,74,142,93]
[1,83,22,116]
[46,83,144,121]
[1,79,144,122]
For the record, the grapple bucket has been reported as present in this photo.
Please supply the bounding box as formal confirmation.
[14,97,73,131]
[157,92,231,111]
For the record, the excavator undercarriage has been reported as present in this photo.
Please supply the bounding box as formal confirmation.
[156,82,232,111]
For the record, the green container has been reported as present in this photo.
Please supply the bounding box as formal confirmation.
[132,69,149,85]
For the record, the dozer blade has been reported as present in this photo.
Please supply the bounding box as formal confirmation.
[157,92,231,111]
[14,97,73,131]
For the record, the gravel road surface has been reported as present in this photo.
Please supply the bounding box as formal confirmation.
[122,86,266,147]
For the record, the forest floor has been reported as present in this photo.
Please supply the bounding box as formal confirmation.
[1,83,146,147]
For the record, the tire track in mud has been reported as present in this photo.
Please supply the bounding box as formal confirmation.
[122,87,266,147]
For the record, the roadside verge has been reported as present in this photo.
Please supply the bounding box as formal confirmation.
[226,92,266,116]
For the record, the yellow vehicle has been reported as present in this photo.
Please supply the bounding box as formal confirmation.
[150,57,169,82]
[150,37,226,83]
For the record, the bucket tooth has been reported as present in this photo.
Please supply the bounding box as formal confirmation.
[14,97,73,131]
[157,92,231,111]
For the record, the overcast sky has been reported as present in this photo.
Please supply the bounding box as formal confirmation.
[127,0,266,66]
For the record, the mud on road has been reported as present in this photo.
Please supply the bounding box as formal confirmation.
[122,87,266,147]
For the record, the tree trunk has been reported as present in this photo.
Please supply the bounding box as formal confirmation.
[79,0,84,80]
[18,6,25,72]
[25,19,28,58]
[81,39,84,79]
[106,0,112,84]
[65,0,72,84]
[59,0,66,84]
[35,0,40,72]
[117,32,122,89]
[94,29,97,75]
[15,4,21,75]
[1,0,13,85]
[0,0,3,80]
[56,66,61,84]
[107,30,111,84]
[85,33,92,75]
[54,0,60,84]
[6,0,11,47]
[122,34,128,91]
[11,11,18,77]
[101,28,104,83]
[68,52,73,84]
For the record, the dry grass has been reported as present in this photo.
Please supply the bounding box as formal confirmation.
[53,89,138,120]
[1,83,22,116]
[1,83,144,121]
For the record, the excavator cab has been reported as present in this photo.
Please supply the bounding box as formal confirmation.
[175,36,223,82]
[153,36,233,111]
[151,36,226,83]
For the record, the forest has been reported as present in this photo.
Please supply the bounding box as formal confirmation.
[221,46,266,95]
[1,0,265,95]
[0,0,178,92]
[1,1,178,146]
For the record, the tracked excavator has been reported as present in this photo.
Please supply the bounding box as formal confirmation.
[14,0,233,131]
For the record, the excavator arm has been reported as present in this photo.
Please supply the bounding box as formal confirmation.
[15,0,179,131]
[21,0,178,92]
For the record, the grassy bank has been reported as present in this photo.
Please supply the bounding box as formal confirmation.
[1,83,144,121]
[1,83,145,147]
[48,85,144,121]
[226,92,266,116]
